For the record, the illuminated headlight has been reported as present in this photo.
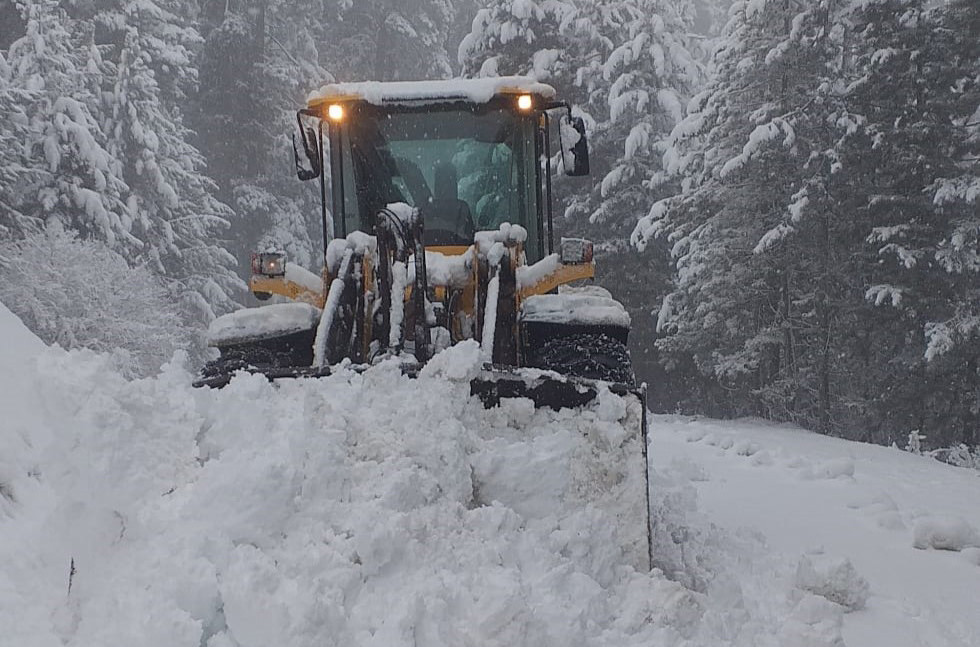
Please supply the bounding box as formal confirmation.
[560,238,594,264]
[251,252,287,277]
[517,94,533,111]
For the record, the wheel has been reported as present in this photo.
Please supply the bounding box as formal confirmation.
[526,332,635,386]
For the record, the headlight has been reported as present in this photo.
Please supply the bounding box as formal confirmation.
[559,238,594,264]
[251,252,287,277]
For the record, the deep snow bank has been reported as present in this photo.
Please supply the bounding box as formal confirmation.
[2,302,871,647]
[1,325,702,647]
[0,304,47,519]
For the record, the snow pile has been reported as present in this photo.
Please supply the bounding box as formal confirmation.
[515,253,561,288]
[794,554,869,611]
[0,311,679,647]
[912,516,980,552]
[474,222,528,255]
[326,232,377,274]
[7,300,980,647]
[0,305,47,519]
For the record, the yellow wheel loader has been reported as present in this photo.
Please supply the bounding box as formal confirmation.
[195,77,652,568]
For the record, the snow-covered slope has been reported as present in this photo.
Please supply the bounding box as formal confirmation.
[649,418,980,647]
[2,302,979,647]
[0,304,46,520]
[0,306,678,647]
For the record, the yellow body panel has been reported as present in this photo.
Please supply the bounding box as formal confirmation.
[250,276,325,308]
[518,263,595,299]
[248,243,592,347]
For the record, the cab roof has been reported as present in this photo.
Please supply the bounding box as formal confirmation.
[307,76,557,109]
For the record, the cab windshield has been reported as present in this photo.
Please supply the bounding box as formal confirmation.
[331,105,541,258]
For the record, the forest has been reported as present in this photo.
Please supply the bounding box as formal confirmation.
[0,0,977,451]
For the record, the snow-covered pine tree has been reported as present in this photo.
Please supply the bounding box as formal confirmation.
[559,0,701,398]
[573,0,699,238]
[633,0,858,428]
[247,0,332,269]
[0,50,39,237]
[4,0,135,249]
[319,0,455,81]
[839,0,980,445]
[104,16,242,322]
[924,0,980,368]
[458,0,578,81]
[194,0,328,274]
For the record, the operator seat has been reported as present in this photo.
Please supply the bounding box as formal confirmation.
[423,162,475,246]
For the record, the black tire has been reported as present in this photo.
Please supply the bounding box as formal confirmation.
[526,332,635,386]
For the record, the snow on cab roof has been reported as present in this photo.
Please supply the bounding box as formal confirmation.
[307,76,556,108]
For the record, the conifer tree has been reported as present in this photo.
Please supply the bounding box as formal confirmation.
[319,0,456,81]
[837,0,980,443]
[458,0,578,81]
[101,7,242,320]
[194,0,328,273]
[924,0,980,366]
[5,0,134,248]
[634,0,857,427]
[0,51,38,237]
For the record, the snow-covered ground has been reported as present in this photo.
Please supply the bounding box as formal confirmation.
[2,302,979,647]
[649,417,980,647]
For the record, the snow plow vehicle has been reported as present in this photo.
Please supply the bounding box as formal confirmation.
[195,77,652,569]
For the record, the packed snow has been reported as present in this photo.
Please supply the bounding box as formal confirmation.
[3,303,980,647]
[649,417,980,647]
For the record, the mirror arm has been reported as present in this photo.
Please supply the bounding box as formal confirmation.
[319,121,330,251]
[543,111,555,255]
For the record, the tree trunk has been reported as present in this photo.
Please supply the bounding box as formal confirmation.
[373,9,391,80]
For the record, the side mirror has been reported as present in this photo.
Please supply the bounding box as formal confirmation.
[293,112,322,181]
[559,115,590,177]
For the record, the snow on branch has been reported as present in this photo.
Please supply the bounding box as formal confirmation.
[631,199,670,252]
[753,223,795,254]
[925,315,980,362]
[865,284,905,308]
[719,119,794,179]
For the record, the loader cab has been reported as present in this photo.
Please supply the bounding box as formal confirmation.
[294,78,590,264]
